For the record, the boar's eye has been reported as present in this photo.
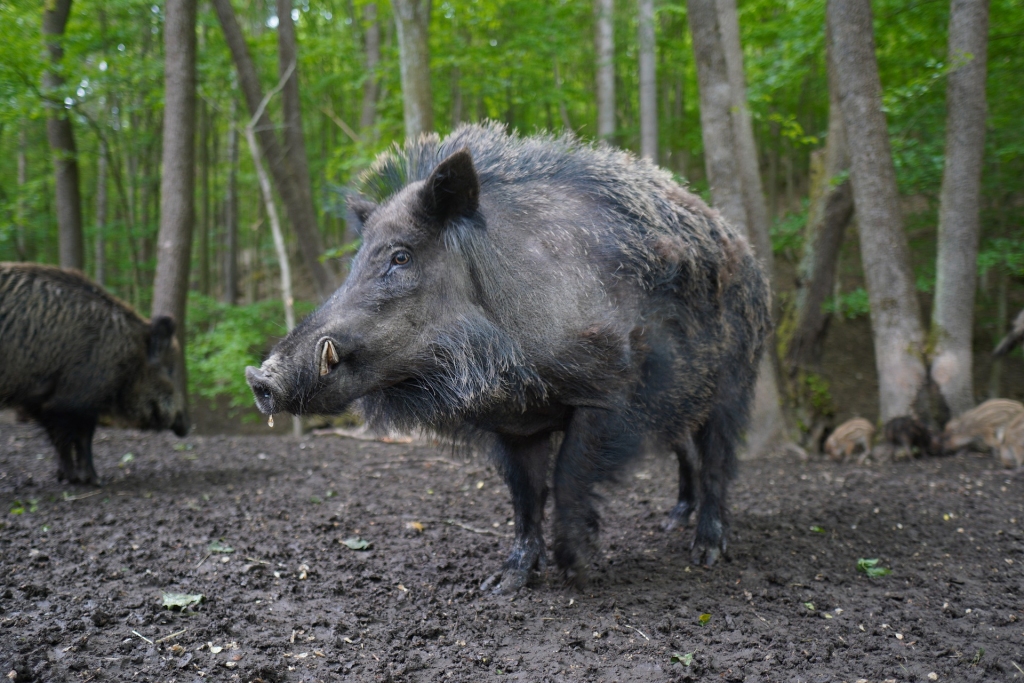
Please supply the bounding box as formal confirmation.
[391,250,411,267]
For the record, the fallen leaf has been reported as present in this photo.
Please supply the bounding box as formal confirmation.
[208,540,234,554]
[161,593,204,610]
[341,537,372,551]
[670,651,694,666]
[698,613,711,625]
[405,521,424,533]
[856,558,892,578]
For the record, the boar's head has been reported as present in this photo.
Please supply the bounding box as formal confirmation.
[123,316,189,436]
[247,147,520,423]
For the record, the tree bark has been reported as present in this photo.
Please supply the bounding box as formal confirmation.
[786,44,853,371]
[827,0,928,422]
[638,0,657,160]
[42,0,84,271]
[393,0,433,138]
[359,3,381,132]
[199,98,211,295]
[152,0,197,410]
[594,0,616,140]
[16,122,27,260]
[930,0,990,416]
[95,140,108,286]
[212,0,335,300]
[716,0,772,267]
[223,98,239,305]
[687,0,787,456]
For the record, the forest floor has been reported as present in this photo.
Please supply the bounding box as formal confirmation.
[2,417,1024,683]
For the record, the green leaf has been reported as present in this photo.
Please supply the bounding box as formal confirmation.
[804,602,815,611]
[810,525,826,534]
[856,558,892,578]
[670,651,694,666]
[341,537,372,551]
[9,500,25,516]
[208,540,234,554]
[161,592,205,610]
[698,613,711,625]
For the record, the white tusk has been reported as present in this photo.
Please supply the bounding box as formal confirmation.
[319,339,340,376]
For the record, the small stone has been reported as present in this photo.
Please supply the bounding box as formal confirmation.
[927,674,938,681]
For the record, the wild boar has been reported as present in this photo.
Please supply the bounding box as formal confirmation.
[823,418,875,463]
[882,416,939,459]
[246,123,771,590]
[996,413,1024,469]
[0,263,189,484]
[941,398,1024,455]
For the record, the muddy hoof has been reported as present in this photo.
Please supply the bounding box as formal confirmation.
[663,501,694,531]
[480,568,530,594]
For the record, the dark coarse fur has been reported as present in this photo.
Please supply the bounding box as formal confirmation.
[883,416,939,458]
[0,263,188,484]
[247,122,771,590]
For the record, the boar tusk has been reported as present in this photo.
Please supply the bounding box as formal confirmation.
[319,339,340,376]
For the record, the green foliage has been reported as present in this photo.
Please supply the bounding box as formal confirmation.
[978,238,1024,277]
[770,205,808,257]
[185,294,315,415]
[856,558,892,578]
[823,288,871,321]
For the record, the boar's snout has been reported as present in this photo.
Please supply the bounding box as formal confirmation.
[246,365,280,415]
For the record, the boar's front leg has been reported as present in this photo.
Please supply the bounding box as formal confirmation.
[40,413,99,485]
[481,434,552,594]
[664,432,698,531]
[553,408,641,587]
[691,404,739,566]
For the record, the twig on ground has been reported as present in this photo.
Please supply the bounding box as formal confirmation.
[155,629,188,644]
[63,490,103,502]
[131,630,154,644]
[445,519,509,538]
[195,553,212,569]
[625,625,650,641]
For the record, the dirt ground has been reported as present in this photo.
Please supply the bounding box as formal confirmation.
[2,416,1024,683]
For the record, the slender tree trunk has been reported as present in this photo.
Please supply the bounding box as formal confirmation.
[786,47,853,371]
[95,140,108,286]
[827,0,928,423]
[393,0,433,138]
[687,0,787,456]
[594,0,616,140]
[199,98,210,295]
[716,0,772,266]
[638,0,657,160]
[931,0,990,416]
[223,98,240,305]
[16,123,27,260]
[554,60,573,129]
[988,264,1007,397]
[152,0,197,411]
[43,0,84,271]
[212,0,334,300]
[359,3,381,132]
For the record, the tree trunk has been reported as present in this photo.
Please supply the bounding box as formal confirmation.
[152,0,197,411]
[687,0,787,456]
[393,0,433,138]
[930,0,990,416]
[359,3,381,132]
[786,47,853,372]
[199,98,210,295]
[95,140,108,286]
[223,98,240,305]
[988,264,1007,397]
[716,0,772,267]
[594,0,616,140]
[212,0,334,300]
[827,0,928,423]
[638,0,657,160]
[42,0,84,271]
[16,122,27,260]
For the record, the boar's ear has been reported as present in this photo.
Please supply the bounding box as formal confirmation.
[148,316,176,360]
[346,196,377,235]
[420,148,480,225]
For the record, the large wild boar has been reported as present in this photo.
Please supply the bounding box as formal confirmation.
[0,263,189,484]
[246,123,771,591]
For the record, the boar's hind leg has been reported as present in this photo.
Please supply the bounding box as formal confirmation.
[691,403,741,567]
[40,413,99,485]
[664,432,698,531]
[481,434,551,594]
[553,409,641,587]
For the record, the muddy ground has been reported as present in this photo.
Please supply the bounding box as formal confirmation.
[2,417,1024,683]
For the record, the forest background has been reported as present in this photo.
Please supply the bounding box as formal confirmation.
[0,0,1021,443]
